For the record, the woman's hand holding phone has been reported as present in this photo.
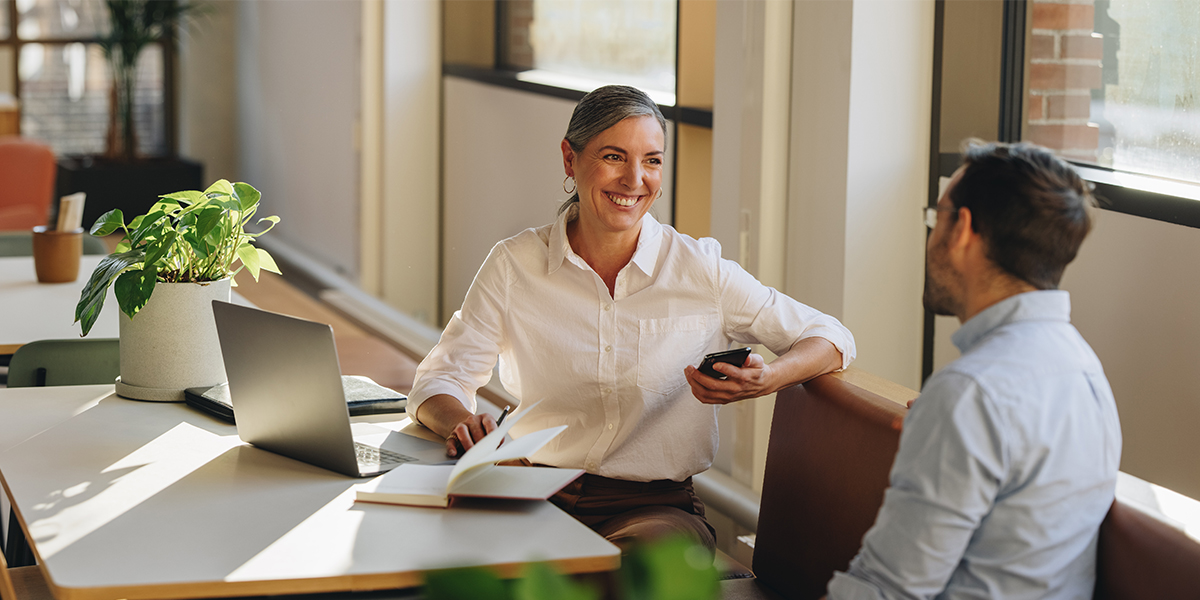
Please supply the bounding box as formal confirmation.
[685,347,775,405]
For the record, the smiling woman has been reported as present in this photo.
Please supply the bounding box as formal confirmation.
[558,86,666,295]
[405,84,857,556]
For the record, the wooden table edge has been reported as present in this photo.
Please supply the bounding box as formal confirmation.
[47,554,622,600]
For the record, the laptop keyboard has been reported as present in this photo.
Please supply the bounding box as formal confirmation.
[355,442,418,466]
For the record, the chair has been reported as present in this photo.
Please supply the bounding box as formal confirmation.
[6,338,120,388]
[0,138,56,232]
[0,545,53,600]
[4,338,120,568]
[1094,498,1200,599]
[721,374,907,600]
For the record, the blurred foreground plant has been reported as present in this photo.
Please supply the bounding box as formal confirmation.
[423,536,719,600]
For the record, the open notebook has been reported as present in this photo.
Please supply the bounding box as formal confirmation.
[355,403,582,508]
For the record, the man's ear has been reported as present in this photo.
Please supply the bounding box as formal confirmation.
[561,139,575,177]
[945,206,977,261]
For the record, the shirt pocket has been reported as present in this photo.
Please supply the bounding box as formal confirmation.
[637,314,719,395]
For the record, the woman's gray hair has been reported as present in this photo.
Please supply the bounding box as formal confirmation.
[559,85,667,214]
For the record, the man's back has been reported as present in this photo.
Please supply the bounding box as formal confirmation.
[830,291,1121,599]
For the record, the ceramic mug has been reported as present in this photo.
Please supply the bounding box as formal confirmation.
[32,226,84,283]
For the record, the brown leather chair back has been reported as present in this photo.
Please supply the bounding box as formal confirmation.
[752,374,906,600]
[1094,499,1200,599]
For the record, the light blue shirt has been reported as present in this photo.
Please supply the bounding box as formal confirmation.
[828,291,1122,599]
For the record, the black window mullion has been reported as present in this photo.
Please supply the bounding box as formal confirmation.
[998,0,1027,143]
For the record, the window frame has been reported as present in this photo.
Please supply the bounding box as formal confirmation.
[0,0,179,156]
[934,0,1200,229]
[442,0,711,130]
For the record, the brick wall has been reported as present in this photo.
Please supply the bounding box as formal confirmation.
[1027,0,1103,161]
[504,0,535,70]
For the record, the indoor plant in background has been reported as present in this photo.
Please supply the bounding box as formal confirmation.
[76,180,280,402]
[101,0,202,161]
[59,0,207,228]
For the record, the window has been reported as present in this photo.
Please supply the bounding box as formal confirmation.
[0,0,169,156]
[1025,0,1200,186]
[499,0,677,105]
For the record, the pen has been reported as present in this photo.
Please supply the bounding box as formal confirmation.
[496,406,511,426]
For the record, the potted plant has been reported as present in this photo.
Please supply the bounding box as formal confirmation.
[75,179,280,401]
[101,0,201,161]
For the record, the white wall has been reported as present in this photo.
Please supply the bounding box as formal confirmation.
[379,0,441,326]
[236,0,361,279]
[1063,211,1200,498]
[842,1,934,390]
[178,0,238,183]
[440,78,577,321]
[788,0,934,391]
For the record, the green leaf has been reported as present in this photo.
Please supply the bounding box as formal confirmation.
[208,196,242,212]
[128,212,169,248]
[149,199,182,215]
[159,190,205,206]
[513,563,598,600]
[256,248,281,275]
[143,229,177,268]
[89,209,126,236]
[232,182,261,211]
[75,250,143,336]
[247,215,280,237]
[114,267,158,319]
[424,568,510,600]
[237,242,261,281]
[193,205,225,241]
[620,537,719,600]
[205,179,235,196]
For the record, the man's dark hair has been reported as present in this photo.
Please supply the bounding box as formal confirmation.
[947,140,1095,290]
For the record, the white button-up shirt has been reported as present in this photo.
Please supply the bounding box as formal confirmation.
[408,207,855,482]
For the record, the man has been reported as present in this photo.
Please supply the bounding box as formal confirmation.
[827,141,1122,599]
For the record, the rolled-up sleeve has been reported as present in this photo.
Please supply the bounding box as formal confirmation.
[407,242,512,420]
[716,255,855,370]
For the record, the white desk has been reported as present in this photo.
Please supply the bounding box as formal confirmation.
[0,256,119,353]
[0,386,619,599]
[0,256,253,355]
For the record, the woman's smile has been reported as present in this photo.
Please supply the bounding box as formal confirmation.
[605,192,642,208]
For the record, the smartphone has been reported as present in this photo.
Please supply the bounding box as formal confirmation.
[698,347,752,379]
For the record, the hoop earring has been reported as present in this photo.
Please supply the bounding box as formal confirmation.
[563,176,576,195]
[655,189,663,200]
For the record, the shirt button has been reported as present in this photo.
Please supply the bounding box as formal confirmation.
[604,304,611,311]
[604,388,612,394]
[608,423,614,430]
[588,462,597,469]
[604,345,612,353]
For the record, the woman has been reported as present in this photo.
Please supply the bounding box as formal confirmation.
[408,85,855,552]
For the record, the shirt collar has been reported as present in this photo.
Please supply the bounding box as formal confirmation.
[547,204,575,274]
[546,204,664,277]
[951,290,1072,353]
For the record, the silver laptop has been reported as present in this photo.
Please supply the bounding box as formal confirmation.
[212,300,450,477]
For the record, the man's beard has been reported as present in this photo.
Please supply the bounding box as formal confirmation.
[922,241,960,317]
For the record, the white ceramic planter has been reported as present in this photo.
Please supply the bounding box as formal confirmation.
[114,278,230,402]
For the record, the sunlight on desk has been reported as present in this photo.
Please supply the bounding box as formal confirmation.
[0,386,619,599]
[29,421,240,559]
